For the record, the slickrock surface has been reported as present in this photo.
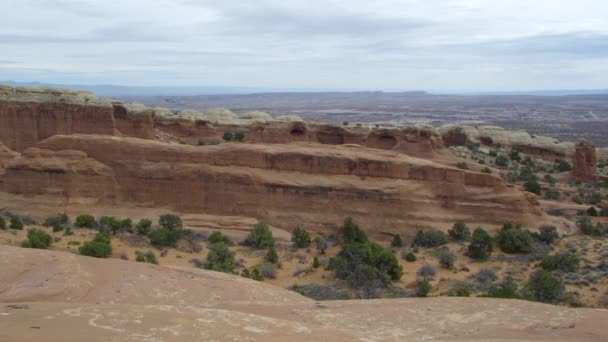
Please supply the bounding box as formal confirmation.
[1,246,607,341]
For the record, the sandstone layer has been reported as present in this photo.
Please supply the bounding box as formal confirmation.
[1,246,607,342]
[0,134,544,237]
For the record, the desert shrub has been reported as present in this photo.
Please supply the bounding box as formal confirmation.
[208,231,231,245]
[526,270,565,303]
[509,148,521,162]
[417,264,436,282]
[412,229,448,248]
[315,237,328,255]
[495,155,509,167]
[259,263,277,279]
[456,162,469,170]
[0,217,6,230]
[136,219,152,235]
[291,226,311,248]
[572,195,583,204]
[484,276,521,299]
[481,167,492,174]
[467,228,493,260]
[290,284,351,301]
[541,252,580,272]
[496,224,534,254]
[589,192,603,205]
[136,250,159,265]
[63,227,74,236]
[524,178,541,195]
[588,207,599,217]
[196,139,205,146]
[9,216,23,230]
[203,242,236,273]
[489,150,498,157]
[417,281,431,297]
[79,233,112,258]
[265,247,279,264]
[99,216,121,234]
[544,188,561,200]
[601,207,608,217]
[472,268,497,284]
[222,131,233,141]
[479,159,486,165]
[52,224,63,233]
[391,234,403,248]
[148,228,181,247]
[244,223,275,249]
[448,222,471,241]
[543,174,557,185]
[437,249,456,269]
[159,214,183,231]
[554,159,572,172]
[313,257,320,268]
[68,241,81,246]
[21,229,53,249]
[339,217,368,244]
[535,225,560,245]
[74,214,96,228]
[330,220,402,290]
[233,131,245,142]
[578,216,607,236]
[405,252,417,262]
[43,213,68,227]
[120,218,133,232]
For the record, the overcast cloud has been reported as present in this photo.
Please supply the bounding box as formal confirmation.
[1,0,607,91]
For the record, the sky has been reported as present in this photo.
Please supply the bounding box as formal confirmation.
[1,0,608,92]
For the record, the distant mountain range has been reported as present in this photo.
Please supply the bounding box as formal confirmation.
[2,80,607,97]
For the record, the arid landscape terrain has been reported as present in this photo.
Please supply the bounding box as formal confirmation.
[1,84,608,340]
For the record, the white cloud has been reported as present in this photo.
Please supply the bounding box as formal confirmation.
[1,0,607,91]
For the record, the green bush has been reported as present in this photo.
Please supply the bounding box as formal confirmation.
[265,247,279,264]
[75,214,96,228]
[589,192,603,205]
[79,233,112,258]
[339,217,368,244]
[0,216,6,230]
[159,214,183,231]
[9,216,23,230]
[456,162,469,170]
[541,252,580,272]
[208,231,230,245]
[291,226,311,248]
[535,225,560,245]
[524,178,541,195]
[22,229,53,249]
[484,276,521,299]
[437,249,456,269]
[587,207,599,217]
[233,131,245,142]
[136,219,152,235]
[509,149,521,162]
[496,224,534,254]
[544,188,561,200]
[448,222,471,241]
[99,216,121,234]
[43,213,68,227]
[417,281,431,297]
[135,250,158,265]
[405,252,417,262]
[489,150,498,157]
[148,228,181,247]
[244,223,275,249]
[313,257,320,269]
[495,155,509,167]
[203,242,236,273]
[412,229,447,248]
[526,270,565,303]
[52,224,63,233]
[481,167,492,174]
[391,234,403,248]
[554,159,572,172]
[543,174,557,185]
[467,228,493,260]
[222,131,234,141]
[578,216,606,236]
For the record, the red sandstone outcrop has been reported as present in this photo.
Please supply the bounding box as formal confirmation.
[572,140,597,181]
[0,134,543,237]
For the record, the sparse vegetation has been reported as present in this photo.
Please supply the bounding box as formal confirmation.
[43,213,68,227]
[541,252,580,272]
[526,270,565,303]
[481,167,492,174]
[391,234,403,248]
[417,281,431,297]
[291,226,311,248]
[496,223,534,254]
[136,250,159,265]
[495,155,509,167]
[0,217,6,230]
[244,223,275,249]
[208,231,231,245]
[554,159,572,172]
[467,228,493,260]
[448,222,471,241]
[265,247,279,264]
[74,214,96,228]
[412,229,448,248]
[456,162,469,170]
[136,219,152,235]
[204,242,236,273]
[437,249,456,269]
[9,216,23,230]
[79,232,112,258]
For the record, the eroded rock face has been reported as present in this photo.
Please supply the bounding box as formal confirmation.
[573,140,597,181]
[0,134,543,236]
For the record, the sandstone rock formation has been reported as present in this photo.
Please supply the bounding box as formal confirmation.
[1,246,607,341]
[0,134,544,237]
[572,140,597,181]
[439,124,576,158]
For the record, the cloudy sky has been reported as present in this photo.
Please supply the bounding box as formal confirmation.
[1,0,607,91]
